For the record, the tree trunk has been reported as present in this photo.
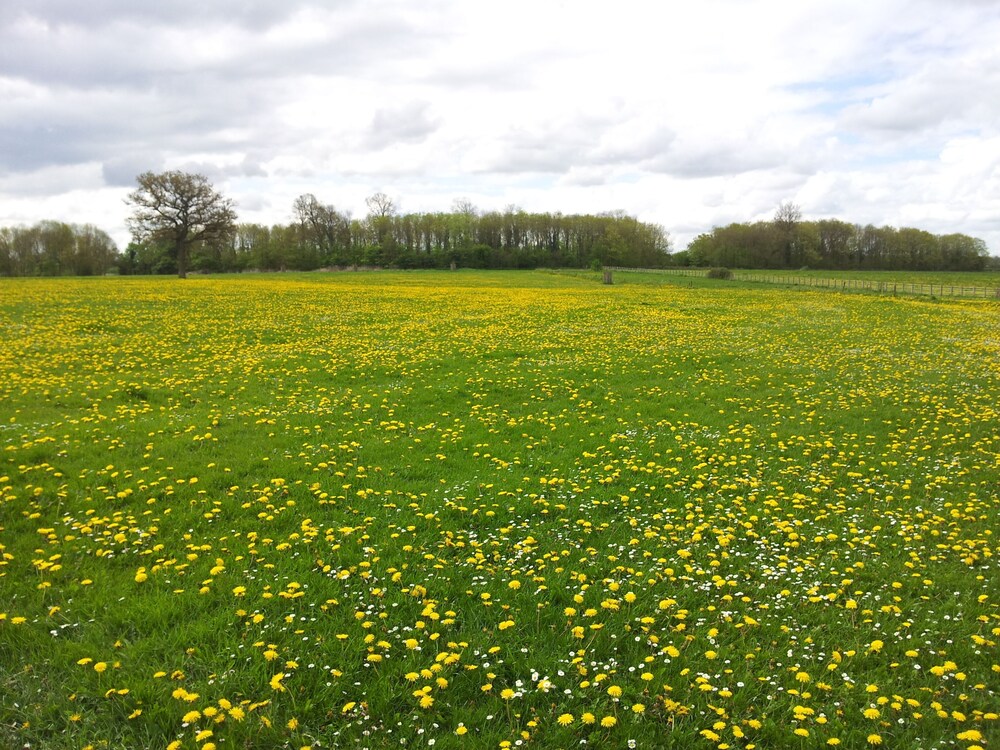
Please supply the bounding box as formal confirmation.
[177,243,188,279]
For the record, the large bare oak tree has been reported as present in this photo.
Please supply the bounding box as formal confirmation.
[126,171,236,278]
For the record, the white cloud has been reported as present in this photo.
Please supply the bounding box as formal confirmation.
[1,0,999,254]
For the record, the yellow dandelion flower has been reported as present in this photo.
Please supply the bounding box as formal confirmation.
[607,685,622,697]
[557,713,574,725]
[581,712,596,724]
[600,716,617,728]
[867,734,882,745]
[957,730,983,742]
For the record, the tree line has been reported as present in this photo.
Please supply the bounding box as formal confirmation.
[674,203,990,272]
[122,191,671,276]
[0,221,118,277]
[1,174,995,277]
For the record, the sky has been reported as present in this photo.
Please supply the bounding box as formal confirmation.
[2,0,999,254]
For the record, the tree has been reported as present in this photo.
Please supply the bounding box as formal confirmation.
[126,171,236,278]
[773,201,802,267]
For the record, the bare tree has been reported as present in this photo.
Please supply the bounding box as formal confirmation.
[365,191,397,219]
[774,201,803,266]
[774,201,802,232]
[126,171,236,278]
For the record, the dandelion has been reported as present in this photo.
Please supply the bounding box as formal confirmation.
[269,672,286,692]
[581,713,596,724]
[607,685,622,697]
[557,713,574,725]
[863,708,880,719]
[867,734,882,745]
[957,730,983,742]
[632,703,646,714]
[600,716,617,728]
[455,725,468,735]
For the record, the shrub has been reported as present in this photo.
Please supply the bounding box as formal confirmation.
[706,267,733,279]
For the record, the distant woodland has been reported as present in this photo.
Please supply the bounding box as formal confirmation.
[0,192,993,276]
[674,203,990,272]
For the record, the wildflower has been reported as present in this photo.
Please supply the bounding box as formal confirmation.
[601,716,617,728]
[957,730,983,742]
[632,703,646,714]
[500,688,516,700]
[456,725,468,735]
[557,713,574,725]
[863,708,880,719]
[93,662,108,673]
[182,710,201,723]
[269,672,286,692]
[607,685,622,697]
[581,713,596,724]
[867,734,882,745]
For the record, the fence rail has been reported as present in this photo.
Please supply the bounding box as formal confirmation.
[605,267,1000,299]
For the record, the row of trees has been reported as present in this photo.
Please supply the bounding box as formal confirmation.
[120,174,671,275]
[0,221,118,277]
[676,203,990,271]
[1,175,994,276]
[188,196,672,274]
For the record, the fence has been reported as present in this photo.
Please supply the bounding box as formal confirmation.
[604,267,1000,300]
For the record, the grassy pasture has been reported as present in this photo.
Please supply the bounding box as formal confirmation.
[1,272,998,750]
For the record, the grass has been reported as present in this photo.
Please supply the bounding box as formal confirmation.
[1,271,998,749]
[600,267,1000,296]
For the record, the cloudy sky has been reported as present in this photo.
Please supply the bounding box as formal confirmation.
[2,0,999,253]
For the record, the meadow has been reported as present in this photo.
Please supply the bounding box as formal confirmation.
[1,272,998,750]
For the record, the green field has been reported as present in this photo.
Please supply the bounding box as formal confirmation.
[1,272,998,750]
[603,268,1000,297]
